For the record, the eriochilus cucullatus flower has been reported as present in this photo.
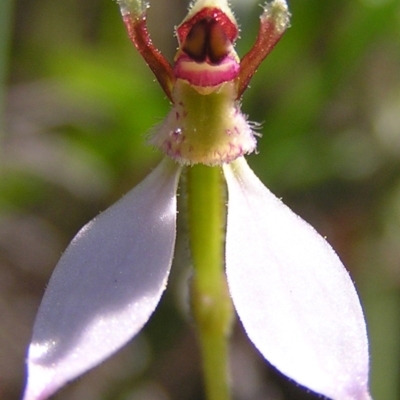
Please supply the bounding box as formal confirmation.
[22,1,372,399]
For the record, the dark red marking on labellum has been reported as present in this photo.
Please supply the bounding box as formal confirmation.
[177,8,238,47]
[183,17,232,65]
[183,19,208,62]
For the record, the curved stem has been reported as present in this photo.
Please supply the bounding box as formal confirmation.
[186,164,234,400]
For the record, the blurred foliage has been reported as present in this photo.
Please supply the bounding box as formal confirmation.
[1,0,400,399]
[0,0,14,132]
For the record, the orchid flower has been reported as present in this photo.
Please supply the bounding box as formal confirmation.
[22,1,372,399]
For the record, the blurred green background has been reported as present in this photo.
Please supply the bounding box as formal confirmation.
[1,0,400,399]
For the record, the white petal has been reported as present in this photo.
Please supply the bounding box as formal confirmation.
[223,157,371,400]
[23,158,181,400]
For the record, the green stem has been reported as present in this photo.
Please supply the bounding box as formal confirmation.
[186,164,234,400]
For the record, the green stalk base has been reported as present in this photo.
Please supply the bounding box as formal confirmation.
[186,164,234,400]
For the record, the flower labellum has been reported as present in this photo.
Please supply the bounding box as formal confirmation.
[22,1,372,400]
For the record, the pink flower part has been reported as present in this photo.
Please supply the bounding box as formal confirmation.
[173,54,239,88]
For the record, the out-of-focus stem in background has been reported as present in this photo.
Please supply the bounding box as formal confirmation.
[0,0,14,135]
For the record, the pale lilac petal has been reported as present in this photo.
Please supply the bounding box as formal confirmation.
[223,157,371,400]
[23,158,181,400]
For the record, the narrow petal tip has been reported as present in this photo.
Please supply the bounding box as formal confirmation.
[22,363,56,400]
